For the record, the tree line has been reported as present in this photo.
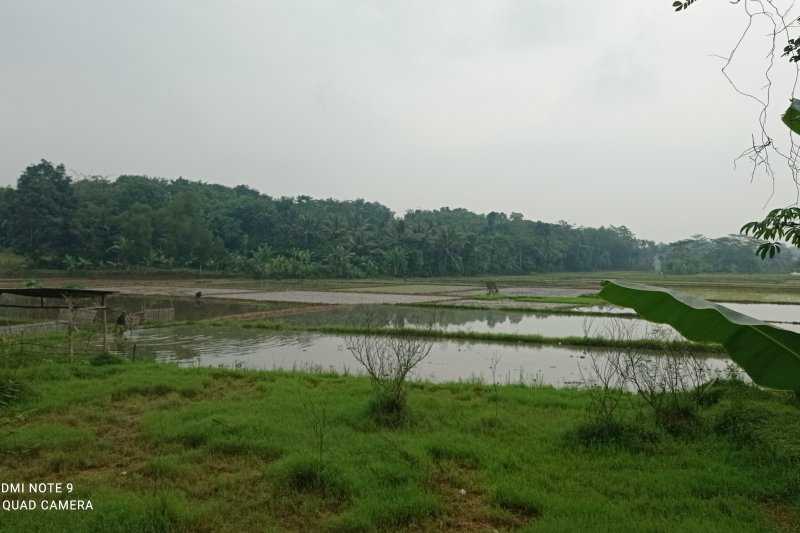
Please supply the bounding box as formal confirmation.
[0,160,795,277]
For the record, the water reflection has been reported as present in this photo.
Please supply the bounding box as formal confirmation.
[123,325,729,386]
[280,305,683,340]
[106,295,270,322]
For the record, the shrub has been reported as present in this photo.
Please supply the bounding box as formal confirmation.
[579,318,711,434]
[366,389,409,427]
[576,344,626,428]
[713,403,767,447]
[268,455,351,501]
[654,401,701,436]
[613,328,712,434]
[345,335,432,426]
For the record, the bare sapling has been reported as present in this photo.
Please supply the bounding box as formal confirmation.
[344,334,433,424]
[578,317,632,426]
[616,327,711,433]
[302,394,330,468]
[488,354,501,419]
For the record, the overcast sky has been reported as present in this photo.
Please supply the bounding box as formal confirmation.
[2,1,800,242]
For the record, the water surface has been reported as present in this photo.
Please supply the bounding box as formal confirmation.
[123,325,729,386]
[106,295,280,322]
[718,302,800,326]
[280,305,683,340]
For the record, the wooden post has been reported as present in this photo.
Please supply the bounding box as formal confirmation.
[102,295,108,354]
[66,296,74,361]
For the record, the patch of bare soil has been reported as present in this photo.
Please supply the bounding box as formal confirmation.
[423,465,534,532]
[763,501,800,532]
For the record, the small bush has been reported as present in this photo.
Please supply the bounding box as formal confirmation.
[696,382,725,407]
[655,402,701,437]
[269,455,351,500]
[345,334,432,427]
[711,378,771,401]
[713,403,767,446]
[367,390,409,428]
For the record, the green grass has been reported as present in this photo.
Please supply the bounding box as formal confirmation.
[235,320,723,353]
[0,351,798,532]
[0,269,794,532]
[473,294,606,306]
[0,250,26,274]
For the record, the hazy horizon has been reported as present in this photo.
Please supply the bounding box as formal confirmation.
[4,1,800,243]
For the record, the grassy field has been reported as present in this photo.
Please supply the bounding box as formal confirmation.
[472,294,606,306]
[0,342,798,532]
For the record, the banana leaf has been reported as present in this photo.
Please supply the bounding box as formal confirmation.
[598,280,800,391]
[783,98,800,135]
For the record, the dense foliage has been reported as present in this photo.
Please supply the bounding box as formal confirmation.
[741,207,800,259]
[0,160,796,277]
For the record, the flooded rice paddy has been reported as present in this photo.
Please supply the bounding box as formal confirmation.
[123,324,731,386]
[105,295,287,321]
[279,305,684,340]
[67,293,783,386]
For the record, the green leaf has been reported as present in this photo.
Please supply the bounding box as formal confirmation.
[783,99,800,135]
[599,280,800,391]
